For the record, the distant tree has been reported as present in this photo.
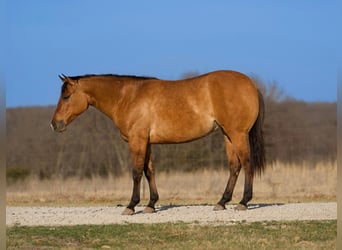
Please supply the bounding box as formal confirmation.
[249,74,286,103]
[180,71,200,79]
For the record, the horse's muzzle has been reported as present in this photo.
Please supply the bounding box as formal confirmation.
[50,120,66,133]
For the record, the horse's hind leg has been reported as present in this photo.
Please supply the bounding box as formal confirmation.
[230,132,254,210]
[214,135,242,210]
[237,155,254,210]
[143,145,159,213]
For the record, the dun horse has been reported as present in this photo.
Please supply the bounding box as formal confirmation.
[51,70,265,215]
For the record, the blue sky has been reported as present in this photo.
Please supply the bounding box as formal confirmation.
[5,1,341,107]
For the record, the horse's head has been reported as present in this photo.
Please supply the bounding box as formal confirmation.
[51,75,89,132]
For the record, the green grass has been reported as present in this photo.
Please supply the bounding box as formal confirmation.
[7,220,336,250]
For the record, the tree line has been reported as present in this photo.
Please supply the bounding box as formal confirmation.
[6,76,336,180]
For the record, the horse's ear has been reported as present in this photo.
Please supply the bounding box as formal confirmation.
[59,74,67,83]
[58,74,76,85]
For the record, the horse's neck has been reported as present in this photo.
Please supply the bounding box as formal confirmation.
[85,79,136,123]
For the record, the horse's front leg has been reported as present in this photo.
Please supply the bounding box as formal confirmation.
[143,144,159,213]
[122,137,148,215]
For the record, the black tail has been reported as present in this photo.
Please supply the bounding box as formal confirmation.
[249,89,266,176]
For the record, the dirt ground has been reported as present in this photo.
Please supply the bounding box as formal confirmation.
[6,202,336,227]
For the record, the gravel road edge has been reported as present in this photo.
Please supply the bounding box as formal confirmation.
[6,202,336,227]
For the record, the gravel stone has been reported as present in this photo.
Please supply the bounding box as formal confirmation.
[6,203,336,227]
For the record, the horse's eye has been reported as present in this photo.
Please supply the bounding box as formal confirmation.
[62,95,70,100]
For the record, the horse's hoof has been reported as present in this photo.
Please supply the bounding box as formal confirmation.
[213,204,225,211]
[143,207,155,214]
[235,203,248,211]
[122,208,135,215]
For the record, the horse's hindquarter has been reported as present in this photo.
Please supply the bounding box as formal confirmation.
[208,71,259,134]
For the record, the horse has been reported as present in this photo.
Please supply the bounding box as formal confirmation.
[51,70,265,215]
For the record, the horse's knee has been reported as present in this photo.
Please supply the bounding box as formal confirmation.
[132,168,143,181]
[144,168,153,180]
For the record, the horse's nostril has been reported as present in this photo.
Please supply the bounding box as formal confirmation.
[50,120,66,132]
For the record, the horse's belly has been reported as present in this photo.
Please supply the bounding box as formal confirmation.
[149,115,216,143]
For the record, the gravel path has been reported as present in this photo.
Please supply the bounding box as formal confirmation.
[7,203,336,227]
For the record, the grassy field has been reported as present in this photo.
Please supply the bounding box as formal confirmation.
[7,161,336,205]
[7,220,336,249]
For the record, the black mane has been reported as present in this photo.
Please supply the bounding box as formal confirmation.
[67,74,158,81]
